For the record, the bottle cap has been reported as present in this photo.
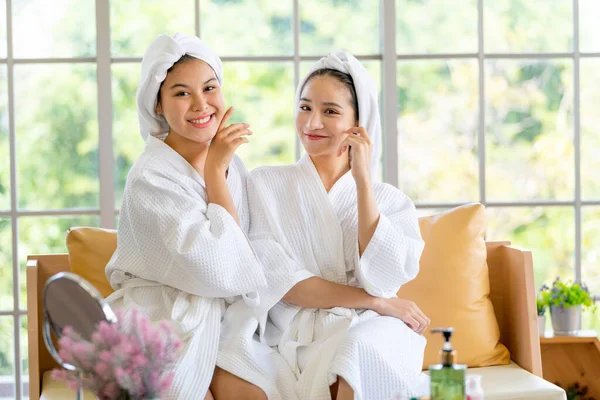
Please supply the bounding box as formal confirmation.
[431,327,456,366]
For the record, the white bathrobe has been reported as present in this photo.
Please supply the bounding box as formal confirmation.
[105,136,268,399]
[247,154,428,400]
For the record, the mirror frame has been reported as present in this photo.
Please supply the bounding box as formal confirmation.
[42,271,117,370]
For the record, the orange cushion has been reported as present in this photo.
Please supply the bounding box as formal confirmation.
[398,203,510,369]
[66,227,116,298]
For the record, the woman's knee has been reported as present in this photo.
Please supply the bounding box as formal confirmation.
[210,367,267,400]
[330,376,354,400]
[204,389,215,400]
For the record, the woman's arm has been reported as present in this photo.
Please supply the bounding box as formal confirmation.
[204,107,252,226]
[205,169,240,226]
[128,171,266,298]
[353,192,424,298]
[283,277,431,334]
[339,126,380,255]
[356,176,379,256]
[282,276,378,310]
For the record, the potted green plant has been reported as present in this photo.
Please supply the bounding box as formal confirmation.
[565,382,595,400]
[539,277,597,335]
[536,292,547,336]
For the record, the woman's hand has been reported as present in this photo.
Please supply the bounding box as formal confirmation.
[340,126,378,255]
[338,126,372,183]
[374,297,430,335]
[205,106,252,176]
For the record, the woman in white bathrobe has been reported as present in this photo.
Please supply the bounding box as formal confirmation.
[105,33,273,400]
[247,51,431,400]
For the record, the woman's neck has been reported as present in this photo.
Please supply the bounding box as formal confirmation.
[164,131,210,178]
[310,153,350,192]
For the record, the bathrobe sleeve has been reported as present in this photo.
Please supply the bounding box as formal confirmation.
[125,167,267,298]
[355,185,424,298]
[246,173,315,323]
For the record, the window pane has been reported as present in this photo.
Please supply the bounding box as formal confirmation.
[582,207,600,299]
[582,310,600,336]
[15,64,99,210]
[582,206,599,340]
[484,0,573,53]
[0,218,11,311]
[12,0,95,58]
[396,0,477,54]
[0,0,6,58]
[20,316,28,399]
[299,0,379,56]
[485,60,573,201]
[416,208,450,219]
[486,206,575,289]
[201,0,292,56]
[0,317,14,399]
[398,60,479,203]
[112,63,145,209]
[0,65,8,210]
[18,215,100,308]
[581,58,600,200]
[580,0,600,53]
[222,62,295,170]
[110,1,195,57]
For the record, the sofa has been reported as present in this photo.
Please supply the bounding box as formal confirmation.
[26,204,567,400]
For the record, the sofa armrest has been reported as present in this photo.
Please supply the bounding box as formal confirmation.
[26,255,70,400]
[26,259,41,400]
[486,242,542,377]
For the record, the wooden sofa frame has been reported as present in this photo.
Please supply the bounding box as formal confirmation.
[25,241,542,400]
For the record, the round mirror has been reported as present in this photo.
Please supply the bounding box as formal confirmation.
[43,272,117,370]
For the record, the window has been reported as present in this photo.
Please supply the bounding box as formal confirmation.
[0,1,597,397]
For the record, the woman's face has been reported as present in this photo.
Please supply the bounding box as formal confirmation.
[296,75,357,158]
[156,58,225,145]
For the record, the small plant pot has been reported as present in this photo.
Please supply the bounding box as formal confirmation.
[550,305,582,335]
[537,315,546,336]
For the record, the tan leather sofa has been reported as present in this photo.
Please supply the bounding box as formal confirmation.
[26,240,566,400]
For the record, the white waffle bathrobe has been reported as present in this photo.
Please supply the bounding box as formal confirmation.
[105,136,268,399]
[247,154,428,400]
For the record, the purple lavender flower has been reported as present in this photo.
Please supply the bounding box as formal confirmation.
[51,307,182,400]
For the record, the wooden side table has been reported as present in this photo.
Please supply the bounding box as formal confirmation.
[540,331,600,398]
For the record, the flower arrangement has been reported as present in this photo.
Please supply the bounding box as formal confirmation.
[538,277,597,312]
[51,308,182,400]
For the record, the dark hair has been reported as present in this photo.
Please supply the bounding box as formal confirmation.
[300,68,359,122]
[156,54,197,106]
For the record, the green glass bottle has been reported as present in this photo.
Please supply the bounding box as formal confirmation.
[429,328,466,400]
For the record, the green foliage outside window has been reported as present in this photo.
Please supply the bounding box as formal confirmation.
[0,0,600,392]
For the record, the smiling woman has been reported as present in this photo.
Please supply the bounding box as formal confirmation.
[105,32,271,400]
[244,51,429,400]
